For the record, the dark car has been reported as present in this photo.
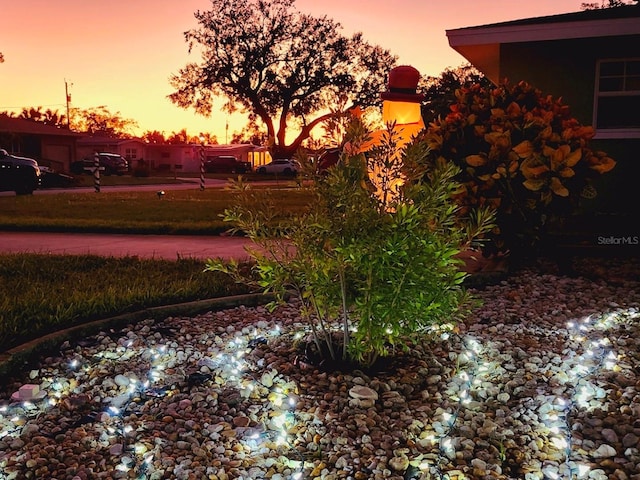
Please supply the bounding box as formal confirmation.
[39,165,76,188]
[204,155,251,174]
[70,152,129,176]
[0,148,41,195]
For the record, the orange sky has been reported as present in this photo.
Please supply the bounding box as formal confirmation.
[1,0,584,140]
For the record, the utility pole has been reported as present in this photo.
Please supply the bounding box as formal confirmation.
[65,79,72,129]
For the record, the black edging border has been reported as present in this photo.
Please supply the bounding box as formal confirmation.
[0,292,279,383]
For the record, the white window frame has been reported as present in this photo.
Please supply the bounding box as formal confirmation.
[593,57,640,139]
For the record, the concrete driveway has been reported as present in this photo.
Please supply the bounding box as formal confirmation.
[0,231,256,261]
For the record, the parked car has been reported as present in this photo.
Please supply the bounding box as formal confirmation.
[256,159,300,175]
[70,153,129,176]
[0,148,41,195]
[204,155,251,174]
[39,165,76,188]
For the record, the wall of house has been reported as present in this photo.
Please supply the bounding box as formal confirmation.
[500,39,596,123]
[499,37,639,216]
[41,141,75,172]
[144,145,196,173]
[76,141,145,163]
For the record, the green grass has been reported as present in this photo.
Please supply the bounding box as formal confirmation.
[0,254,253,352]
[0,186,312,234]
[68,174,189,188]
[0,184,312,353]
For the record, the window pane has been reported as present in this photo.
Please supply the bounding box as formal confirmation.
[627,76,640,91]
[599,77,624,92]
[600,61,624,76]
[626,61,640,76]
[597,95,640,128]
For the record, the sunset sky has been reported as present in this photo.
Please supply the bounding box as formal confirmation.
[1,0,585,140]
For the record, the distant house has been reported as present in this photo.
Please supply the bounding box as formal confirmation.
[446,5,640,214]
[0,114,81,171]
[144,143,271,173]
[77,138,270,173]
[76,136,147,164]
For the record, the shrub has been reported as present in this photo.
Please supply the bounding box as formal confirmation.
[207,119,494,369]
[419,80,616,254]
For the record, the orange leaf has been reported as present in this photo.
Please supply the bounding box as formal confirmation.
[589,155,616,173]
[523,179,545,191]
[559,167,575,178]
[564,148,582,168]
[551,145,571,171]
[513,140,533,158]
[550,177,569,197]
[466,155,487,167]
[521,158,549,178]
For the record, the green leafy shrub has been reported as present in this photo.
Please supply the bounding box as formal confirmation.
[208,119,493,368]
[419,80,616,254]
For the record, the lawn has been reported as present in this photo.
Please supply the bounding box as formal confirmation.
[0,253,256,354]
[0,184,312,234]
[0,184,311,353]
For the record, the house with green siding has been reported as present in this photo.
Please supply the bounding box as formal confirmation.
[447,5,640,218]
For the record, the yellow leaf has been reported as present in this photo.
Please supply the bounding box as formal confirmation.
[550,177,569,197]
[478,174,491,181]
[551,145,571,171]
[523,179,545,191]
[491,173,501,180]
[466,155,487,167]
[521,157,549,178]
[564,147,582,167]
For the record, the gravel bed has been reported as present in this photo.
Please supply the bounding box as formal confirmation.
[0,257,639,480]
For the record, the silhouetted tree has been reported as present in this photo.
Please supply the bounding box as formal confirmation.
[0,52,4,63]
[72,106,138,137]
[197,132,218,145]
[166,129,190,145]
[581,0,638,8]
[169,0,396,158]
[230,120,268,145]
[18,107,66,127]
[141,130,166,144]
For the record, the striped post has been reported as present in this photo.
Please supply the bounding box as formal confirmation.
[199,144,205,191]
[93,152,100,193]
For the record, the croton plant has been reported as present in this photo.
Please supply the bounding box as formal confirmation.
[418,80,616,254]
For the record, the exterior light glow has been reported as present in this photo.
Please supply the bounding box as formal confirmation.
[380,65,424,128]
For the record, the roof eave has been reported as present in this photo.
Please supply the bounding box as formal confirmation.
[446,16,640,85]
[446,17,640,46]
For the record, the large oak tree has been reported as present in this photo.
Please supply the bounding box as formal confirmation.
[169,0,396,158]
